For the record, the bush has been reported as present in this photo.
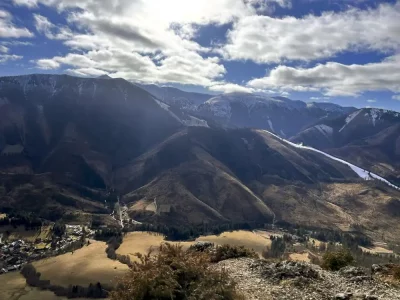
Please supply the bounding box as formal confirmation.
[211,244,258,263]
[110,243,244,300]
[393,265,400,281]
[321,249,354,271]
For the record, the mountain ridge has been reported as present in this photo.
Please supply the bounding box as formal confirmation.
[0,74,400,243]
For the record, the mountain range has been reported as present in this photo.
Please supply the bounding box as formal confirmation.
[0,74,399,242]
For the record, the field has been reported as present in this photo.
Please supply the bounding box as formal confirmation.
[117,230,272,261]
[360,246,394,255]
[1,230,274,299]
[0,272,92,300]
[289,252,311,262]
[195,230,272,255]
[33,240,129,287]
[0,226,52,242]
[116,232,166,261]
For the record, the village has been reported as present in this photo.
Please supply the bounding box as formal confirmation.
[0,224,95,274]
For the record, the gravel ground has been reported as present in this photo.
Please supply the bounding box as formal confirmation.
[211,258,400,300]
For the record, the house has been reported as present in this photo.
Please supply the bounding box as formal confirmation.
[1,144,24,156]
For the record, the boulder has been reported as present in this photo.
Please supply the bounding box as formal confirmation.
[340,266,368,277]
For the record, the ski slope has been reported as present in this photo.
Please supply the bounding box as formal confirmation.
[262,130,400,191]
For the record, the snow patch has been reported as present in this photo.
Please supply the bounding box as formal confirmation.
[314,124,333,137]
[369,109,380,126]
[205,97,232,119]
[182,116,209,127]
[339,110,362,132]
[155,98,208,127]
[267,119,274,132]
[154,99,182,123]
[261,130,400,191]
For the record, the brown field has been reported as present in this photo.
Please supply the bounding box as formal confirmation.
[0,272,93,300]
[289,252,310,262]
[117,230,272,261]
[309,238,323,247]
[195,230,271,255]
[116,232,166,261]
[33,240,129,287]
[360,246,394,255]
[0,226,52,242]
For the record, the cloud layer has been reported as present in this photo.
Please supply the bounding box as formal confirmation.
[248,54,400,96]
[0,9,34,38]
[5,0,400,100]
[222,2,400,63]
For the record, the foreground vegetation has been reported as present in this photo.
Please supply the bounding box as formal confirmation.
[110,243,247,300]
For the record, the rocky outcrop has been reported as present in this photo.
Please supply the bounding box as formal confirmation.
[212,258,400,300]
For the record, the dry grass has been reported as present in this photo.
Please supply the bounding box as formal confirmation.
[195,230,271,256]
[289,252,311,262]
[116,232,166,262]
[0,272,89,300]
[117,230,271,261]
[309,238,323,247]
[33,240,129,287]
[360,246,394,255]
[0,226,52,242]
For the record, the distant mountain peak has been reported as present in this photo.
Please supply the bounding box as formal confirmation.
[97,74,113,79]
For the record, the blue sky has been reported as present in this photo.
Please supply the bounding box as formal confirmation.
[1,0,400,111]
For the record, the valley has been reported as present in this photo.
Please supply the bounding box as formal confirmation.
[0,74,399,299]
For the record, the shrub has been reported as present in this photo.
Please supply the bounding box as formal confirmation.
[321,248,354,271]
[211,244,258,263]
[393,265,400,281]
[110,243,244,300]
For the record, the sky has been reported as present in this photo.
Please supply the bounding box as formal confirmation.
[1,0,400,111]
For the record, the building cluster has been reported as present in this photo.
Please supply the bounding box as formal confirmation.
[0,224,94,274]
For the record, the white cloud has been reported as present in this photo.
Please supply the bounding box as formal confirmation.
[36,49,226,86]
[393,95,400,101]
[209,83,254,93]
[33,14,72,40]
[29,0,261,86]
[245,0,292,13]
[366,99,377,103]
[0,9,34,38]
[66,68,107,77]
[0,54,23,63]
[310,96,330,101]
[13,0,400,97]
[280,91,290,97]
[35,58,60,69]
[1,41,33,46]
[248,54,400,96]
[12,0,38,8]
[222,2,400,63]
[0,45,9,53]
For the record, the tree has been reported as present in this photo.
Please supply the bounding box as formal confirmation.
[53,221,66,237]
[321,248,354,271]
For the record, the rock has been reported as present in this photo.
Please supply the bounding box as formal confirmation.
[349,276,372,283]
[340,266,368,277]
[371,264,387,274]
[212,258,400,300]
[258,260,320,282]
[334,293,351,300]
